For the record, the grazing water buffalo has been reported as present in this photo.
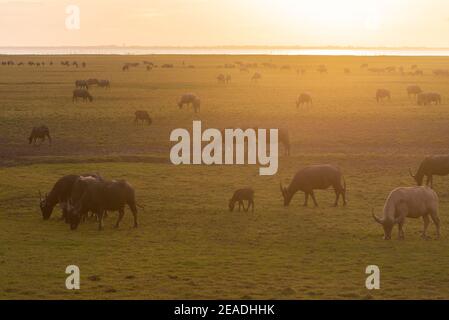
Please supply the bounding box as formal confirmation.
[87,78,99,86]
[134,110,152,125]
[73,89,93,102]
[296,93,313,107]
[98,80,110,88]
[75,80,88,90]
[280,165,346,207]
[417,92,441,106]
[178,94,200,113]
[67,178,138,231]
[251,72,262,82]
[317,65,328,74]
[217,74,226,83]
[29,125,51,145]
[229,188,254,212]
[376,89,391,103]
[409,155,449,188]
[406,85,422,98]
[372,186,440,240]
[39,174,102,221]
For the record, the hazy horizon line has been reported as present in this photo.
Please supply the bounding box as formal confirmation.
[2,45,449,50]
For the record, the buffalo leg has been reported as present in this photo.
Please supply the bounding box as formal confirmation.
[128,202,138,228]
[115,208,125,228]
[333,189,340,207]
[249,199,254,212]
[97,211,104,230]
[303,193,309,206]
[310,191,318,207]
[429,211,440,239]
[422,215,430,239]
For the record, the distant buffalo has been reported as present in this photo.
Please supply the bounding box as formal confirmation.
[178,94,200,113]
[406,85,422,98]
[417,93,441,106]
[134,110,152,125]
[86,79,99,86]
[98,80,110,88]
[376,89,391,103]
[29,125,51,145]
[251,72,262,82]
[75,80,88,90]
[73,89,93,102]
[296,93,313,108]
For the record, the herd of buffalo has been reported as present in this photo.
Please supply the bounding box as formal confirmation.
[4,59,446,239]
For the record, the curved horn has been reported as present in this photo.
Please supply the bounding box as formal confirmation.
[372,208,383,225]
[408,168,416,178]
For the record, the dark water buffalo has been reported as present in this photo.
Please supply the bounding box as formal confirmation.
[86,79,99,86]
[67,178,138,230]
[280,164,346,207]
[376,89,391,103]
[409,155,449,188]
[417,92,441,105]
[296,93,313,107]
[39,174,102,221]
[229,188,254,212]
[29,125,51,145]
[73,89,93,102]
[98,80,110,88]
[75,80,88,90]
[372,186,440,240]
[406,85,422,98]
[134,110,152,125]
[178,94,200,113]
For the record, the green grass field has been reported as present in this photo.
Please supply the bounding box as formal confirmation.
[1,55,449,299]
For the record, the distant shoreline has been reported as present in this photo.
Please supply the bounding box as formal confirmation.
[2,46,449,56]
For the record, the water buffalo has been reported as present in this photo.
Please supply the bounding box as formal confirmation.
[217,74,226,83]
[86,79,99,86]
[417,93,441,106]
[73,89,93,102]
[178,94,200,113]
[280,165,346,207]
[409,155,449,188]
[376,89,391,103]
[29,125,51,145]
[406,85,422,98]
[296,93,313,107]
[75,80,88,90]
[134,110,152,125]
[251,72,262,82]
[67,178,138,231]
[229,188,254,212]
[98,80,110,88]
[39,174,102,221]
[372,186,440,240]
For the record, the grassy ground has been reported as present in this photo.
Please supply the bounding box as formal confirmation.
[1,55,449,299]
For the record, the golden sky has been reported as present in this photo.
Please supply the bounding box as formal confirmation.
[0,0,448,47]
